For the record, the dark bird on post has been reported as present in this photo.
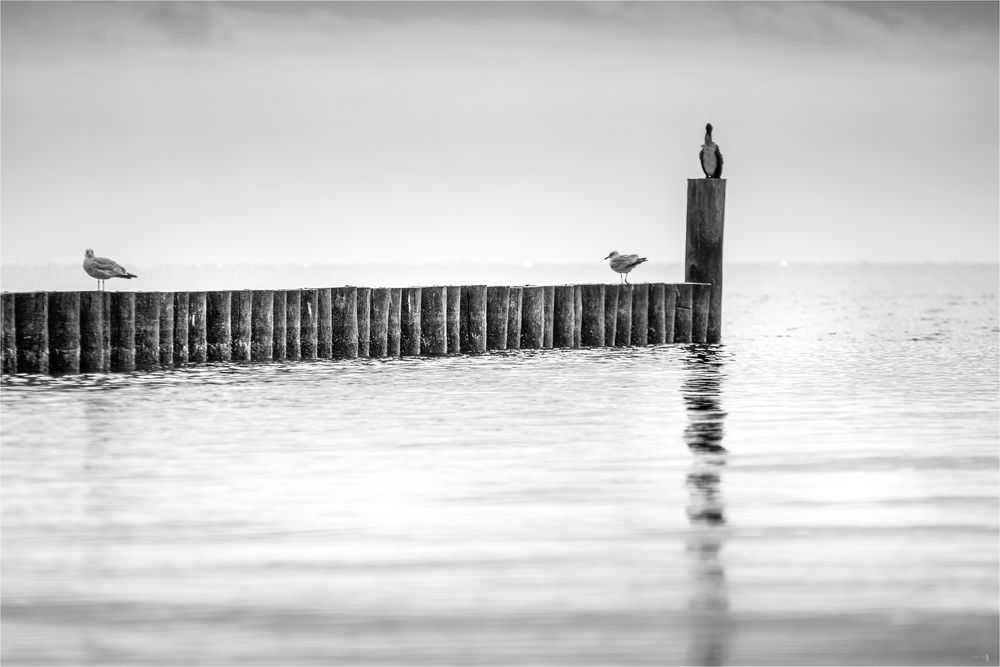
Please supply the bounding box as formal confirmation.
[699,123,724,179]
[604,251,647,284]
[83,249,137,291]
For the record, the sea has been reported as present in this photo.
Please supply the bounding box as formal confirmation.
[1,263,998,666]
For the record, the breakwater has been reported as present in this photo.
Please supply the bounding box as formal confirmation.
[1,282,712,374]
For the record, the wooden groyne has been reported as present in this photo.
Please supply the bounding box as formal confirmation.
[0,282,713,374]
[1,178,725,375]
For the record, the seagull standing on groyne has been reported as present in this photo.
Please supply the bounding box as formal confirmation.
[604,251,647,284]
[83,249,137,290]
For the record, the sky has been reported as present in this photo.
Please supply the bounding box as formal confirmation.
[1,1,997,267]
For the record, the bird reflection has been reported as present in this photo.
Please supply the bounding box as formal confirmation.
[682,347,732,666]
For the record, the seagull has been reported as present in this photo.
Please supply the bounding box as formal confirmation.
[83,249,137,291]
[699,122,724,179]
[604,251,647,284]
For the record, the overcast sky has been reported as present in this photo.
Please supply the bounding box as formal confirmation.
[2,1,997,266]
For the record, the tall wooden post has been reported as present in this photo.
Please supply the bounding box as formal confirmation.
[686,179,726,343]
[48,292,80,374]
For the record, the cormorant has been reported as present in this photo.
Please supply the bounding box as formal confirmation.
[699,123,724,179]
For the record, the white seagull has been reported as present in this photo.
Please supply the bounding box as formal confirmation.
[83,249,137,291]
[604,251,647,284]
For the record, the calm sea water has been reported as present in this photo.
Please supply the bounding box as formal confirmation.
[2,264,998,666]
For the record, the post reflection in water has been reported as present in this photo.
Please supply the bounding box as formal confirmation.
[682,347,733,666]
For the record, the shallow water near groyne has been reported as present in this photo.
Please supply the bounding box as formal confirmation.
[2,264,998,665]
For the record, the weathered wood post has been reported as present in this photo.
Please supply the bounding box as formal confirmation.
[692,283,712,344]
[647,283,666,345]
[686,179,726,343]
[357,287,371,358]
[158,292,174,367]
[101,292,111,371]
[675,283,693,343]
[2,293,15,374]
[188,292,207,363]
[332,286,359,358]
[486,286,509,350]
[420,286,448,356]
[370,288,391,357]
[664,284,677,343]
[446,286,461,354]
[110,292,136,371]
[272,291,287,360]
[206,291,232,362]
[630,284,649,347]
[134,292,161,369]
[460,285,487,353]
[387,288,403,357]
[15,292,48,373]
[573,285,583,348]
[226,290,251,361]
[300,289,318,360]
[543,285,555,349]
[48,292,80,374]
[285,289,301,360]
[80,292,105,373]
[400,287,422,356]
[173,292,189,366]
[251,290,274,361]
[316,288,333,359]
[604,284,619,347]
[520,286,545,349]
[552,285,576,348]
[507,286,523,351]
[615,285,632,347]
[580,284,605,347]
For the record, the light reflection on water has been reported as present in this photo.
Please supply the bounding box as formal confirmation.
[2,265,999,666]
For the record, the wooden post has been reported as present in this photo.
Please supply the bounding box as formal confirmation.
[80,292,105,373]
[420,286,447,356]
[552,285,575,348]
[520,286,545,349]
[630,283,649,347]
[604,284,619,347]
[580,284,605,348]
[370,288,390,357]
[647,283,666,345]
[507,286,523,351]
[460,285,487,353]
[206,291,232,362]
[486,286,509,350]
[664,284,677,344]
[300,289,318,360]
[692,283,712,344]
[110,292,136,371]
[14,292,48,373]
[615,285,632,347]
[357,287,371,358]
[400,287,422,356]
[2,293,14,374]
[285,290,301,360]
[387,287,403,356]
[573,285,582,348]
[48,292,80,374]
[315,288,332,359]
[101,292,111,371]
[332,286,359,358]
[251,290,274,361]
[134,292,160,369]
[686,179,726,343]
[447,285,461,354]
[158,292,174,367]
[675,283,693,343]
[173,292,189,366]
[188,292,207,363]
[543,285,555,349]
[272,291,287,360]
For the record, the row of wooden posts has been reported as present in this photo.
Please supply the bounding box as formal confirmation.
[0,282,712,375]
